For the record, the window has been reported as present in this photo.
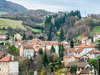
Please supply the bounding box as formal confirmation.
[28,51,30,53]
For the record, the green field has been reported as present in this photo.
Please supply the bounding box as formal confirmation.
[0,12,7,15]
[26,26,41,33]
[0,18,26,30]
[92,26,100,34]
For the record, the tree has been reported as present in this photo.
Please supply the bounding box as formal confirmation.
[59,27,65,41]
[22,31,26,40]
[47,23,53,41]
[70,65,77,75]
[9,45,19,56]
[50,45,55,53]
[70,39,74,48]
[39,48,43,55]
[15,37,18,41]
[89,59,99,75]
[28,35,33,40]
[58,44,64,60]
[42,52,49,66]
[96,40,100,51]
[41,67,46,75]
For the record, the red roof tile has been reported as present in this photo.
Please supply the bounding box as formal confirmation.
[0,56,11,62]
[88,50,100,54]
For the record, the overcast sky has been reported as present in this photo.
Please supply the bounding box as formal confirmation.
[7,0,100,16]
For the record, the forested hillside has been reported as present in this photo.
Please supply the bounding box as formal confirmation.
[44,10,100,41]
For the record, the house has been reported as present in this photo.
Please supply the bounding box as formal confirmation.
[0,33,7,45]
[14,33,22,40]
[81,36,88,44]
[42,41,59,54]
[20,45,34,59]
[63,55,75,66]
[74,54,88,62]
[0,56,19,75]
[87,50,100,58]
[66,62,90,75]
[15,40,23,48]
[93,33,100,42]
[61,40,70,48]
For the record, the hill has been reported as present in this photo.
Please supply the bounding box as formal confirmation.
[0,18,26,30]
[0,0,27,12]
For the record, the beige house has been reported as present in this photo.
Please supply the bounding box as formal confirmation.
[66,62,90,75]
[20,45,34,59]
[93,33,100,42]
[63,55,75,66]
[0,56,19,75]
[0,33,7,44]
[14,33,22,40]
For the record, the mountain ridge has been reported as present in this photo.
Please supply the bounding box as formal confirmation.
[0,0,27,12]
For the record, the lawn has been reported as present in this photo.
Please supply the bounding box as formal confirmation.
[0,30,8,33]
[26,26,41,33]
[0,18,26,30]
[0,12,7,15]
[92,26,100,34]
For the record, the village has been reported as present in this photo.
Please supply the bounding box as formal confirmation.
[0,32,100,75]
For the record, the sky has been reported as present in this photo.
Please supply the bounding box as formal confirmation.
[7,0,100,16]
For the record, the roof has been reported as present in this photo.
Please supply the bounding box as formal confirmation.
[35,46,40,51]
[74,54,83,58]
[80,67,90,74]
[88,50,100,54]
[0,33,6,35]
[29,38,43,45]
[69,48,84,53]
[0,56,11,62]
[23,45,34,49]
[75,44,92,48]
[64,55,73,58]
[66,62,88,68]
[45,41,59,45]
[16,40,23,43]
[0,51,6,55]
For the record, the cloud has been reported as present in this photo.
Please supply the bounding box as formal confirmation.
[6,0,100,16]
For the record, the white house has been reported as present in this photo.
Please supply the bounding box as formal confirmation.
[42,41,59,54]
[20,45,34,59]
[0,56,19,75]
[14,33,22,40]
[68,44,95,55]
[87,50,100,58]
[0,33,7,45]
[93,33,100,42]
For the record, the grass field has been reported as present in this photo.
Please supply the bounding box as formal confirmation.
[26,26,41,33]
[0,12,7,15]
[92,26,100,34]
[0,18,26,30]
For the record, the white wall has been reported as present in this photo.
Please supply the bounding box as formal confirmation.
[9,61,19,74]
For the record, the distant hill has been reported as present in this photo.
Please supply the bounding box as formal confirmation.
[0,0,27,12]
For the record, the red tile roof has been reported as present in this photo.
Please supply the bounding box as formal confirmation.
[0,56,11,62]
[88,50,100,54]
[75,44,92,48]
[23,45,34,49]
[64,55,73,58]
[74,54,83,58]
[16,40,23,43]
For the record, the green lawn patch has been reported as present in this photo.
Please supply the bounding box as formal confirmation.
[26,26,41,33]
[92,26,100,34]
[0,18,26,30]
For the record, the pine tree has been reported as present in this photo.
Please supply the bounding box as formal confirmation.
[59,27,65,41]
[22,31,26,40]
[51,45,55,53]
[70,39,74,48]
[42,52,49,66]
[48,23,53,41]
[39,48,43,55]
[58,44,64,59]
